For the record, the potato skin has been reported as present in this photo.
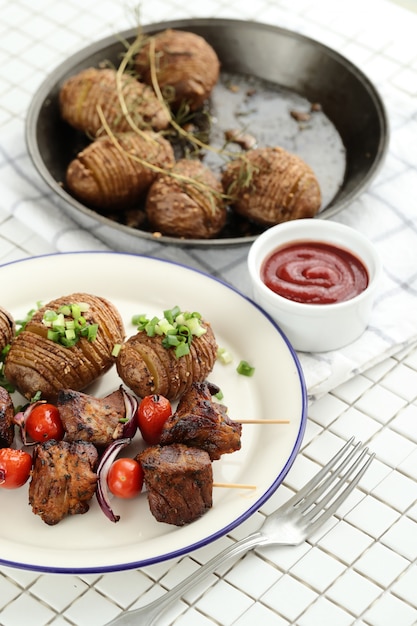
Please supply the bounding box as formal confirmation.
[59,67,170,136]
[146,159,227,239]
[135,29,220,111]
[116,320,217,401]
[0,306,15,353]
[222,146,322,226]
[66,131,175,211]
[4,293,125,403]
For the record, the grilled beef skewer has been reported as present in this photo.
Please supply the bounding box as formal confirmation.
[29,439,98,525]
[57,387,127,447]
[138,443,213,526]
[160,381,242,460]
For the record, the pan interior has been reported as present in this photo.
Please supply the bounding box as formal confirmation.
[27,19,388,247]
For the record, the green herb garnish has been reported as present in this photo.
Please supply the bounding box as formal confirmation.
[132,306,207,358]
[217,346,233,364]
[42,302,98,347]
[237,360,255,377]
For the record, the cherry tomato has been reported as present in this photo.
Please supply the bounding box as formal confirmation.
[137,394,172,444]
[26,403,65,442]
[107,458,144,499]
[0,448,32,489]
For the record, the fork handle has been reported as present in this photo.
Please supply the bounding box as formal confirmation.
[105,531,266,626]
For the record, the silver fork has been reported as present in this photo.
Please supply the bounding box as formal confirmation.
[105,437,374,626]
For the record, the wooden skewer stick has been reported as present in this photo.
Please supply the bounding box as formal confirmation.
[213,482,256,490]
[237,419,290,424]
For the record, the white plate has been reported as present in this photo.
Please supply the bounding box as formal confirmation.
[0,252,306,573]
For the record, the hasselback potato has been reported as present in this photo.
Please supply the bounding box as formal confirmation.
[145,159,227,238]
[66,131,175,211]
[134,29,220,111]
[4,293,124,403]
[0,306,15,353]
[116,319,217,401]
[59,67,170,136]
[0,386,15,448]
[222,146,322,226]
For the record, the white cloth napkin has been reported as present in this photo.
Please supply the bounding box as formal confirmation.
[1,120,109,253]
[2,119,417,400]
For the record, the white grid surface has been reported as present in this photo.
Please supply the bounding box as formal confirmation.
[1,1,417,625]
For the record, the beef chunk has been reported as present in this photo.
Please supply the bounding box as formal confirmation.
[57,387,126,447]
[29,439,98,525]
[160,381,242,460]
[138,443,212,526]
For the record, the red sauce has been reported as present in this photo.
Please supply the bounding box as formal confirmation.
[261,241,369,305]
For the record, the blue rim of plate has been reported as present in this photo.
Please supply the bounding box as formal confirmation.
[0,251,307,573]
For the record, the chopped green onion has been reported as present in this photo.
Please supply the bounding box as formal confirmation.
[112,343,121,357]
[163,305,181,325]
[132,313,148,327]
[58,305,72,316]
[237,360,255,377]
[42,302,98,348]
[155,318,175,335]
[214,389,224,400]
[47,329,61,342]
[70,304,82,319]
[217,347,233,364]
[65,328,76,341]
[133,306,206,358]
[81,323,98,342]
[175,342,191,358]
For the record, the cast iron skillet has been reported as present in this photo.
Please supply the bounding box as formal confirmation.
[26,18,389,248]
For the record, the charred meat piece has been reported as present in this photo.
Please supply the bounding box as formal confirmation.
[0,387,14,448]
[57,387,126,447]
[29,439,98,525]
[160,381,242,460]
[138,443,212,526]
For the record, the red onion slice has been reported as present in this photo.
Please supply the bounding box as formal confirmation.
[120,387,138,439]
[13,400,46,445]
[96,437,131,522]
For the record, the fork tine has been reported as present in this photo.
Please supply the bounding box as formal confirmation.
[284,437,356,509]
[303,449,375,537]
[298,439,364,514]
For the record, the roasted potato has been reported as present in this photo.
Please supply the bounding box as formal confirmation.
[145,158,227,239]
[0,387,15,448]
[4,293,124,403]
[0,306,15,353]
[59,67,170,136]
[135,29,220,111]
[66,131,175,211]
[116,319,217,401]
[222,146,322,226]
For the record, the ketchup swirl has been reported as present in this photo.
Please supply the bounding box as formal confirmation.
[261,241,369,304]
